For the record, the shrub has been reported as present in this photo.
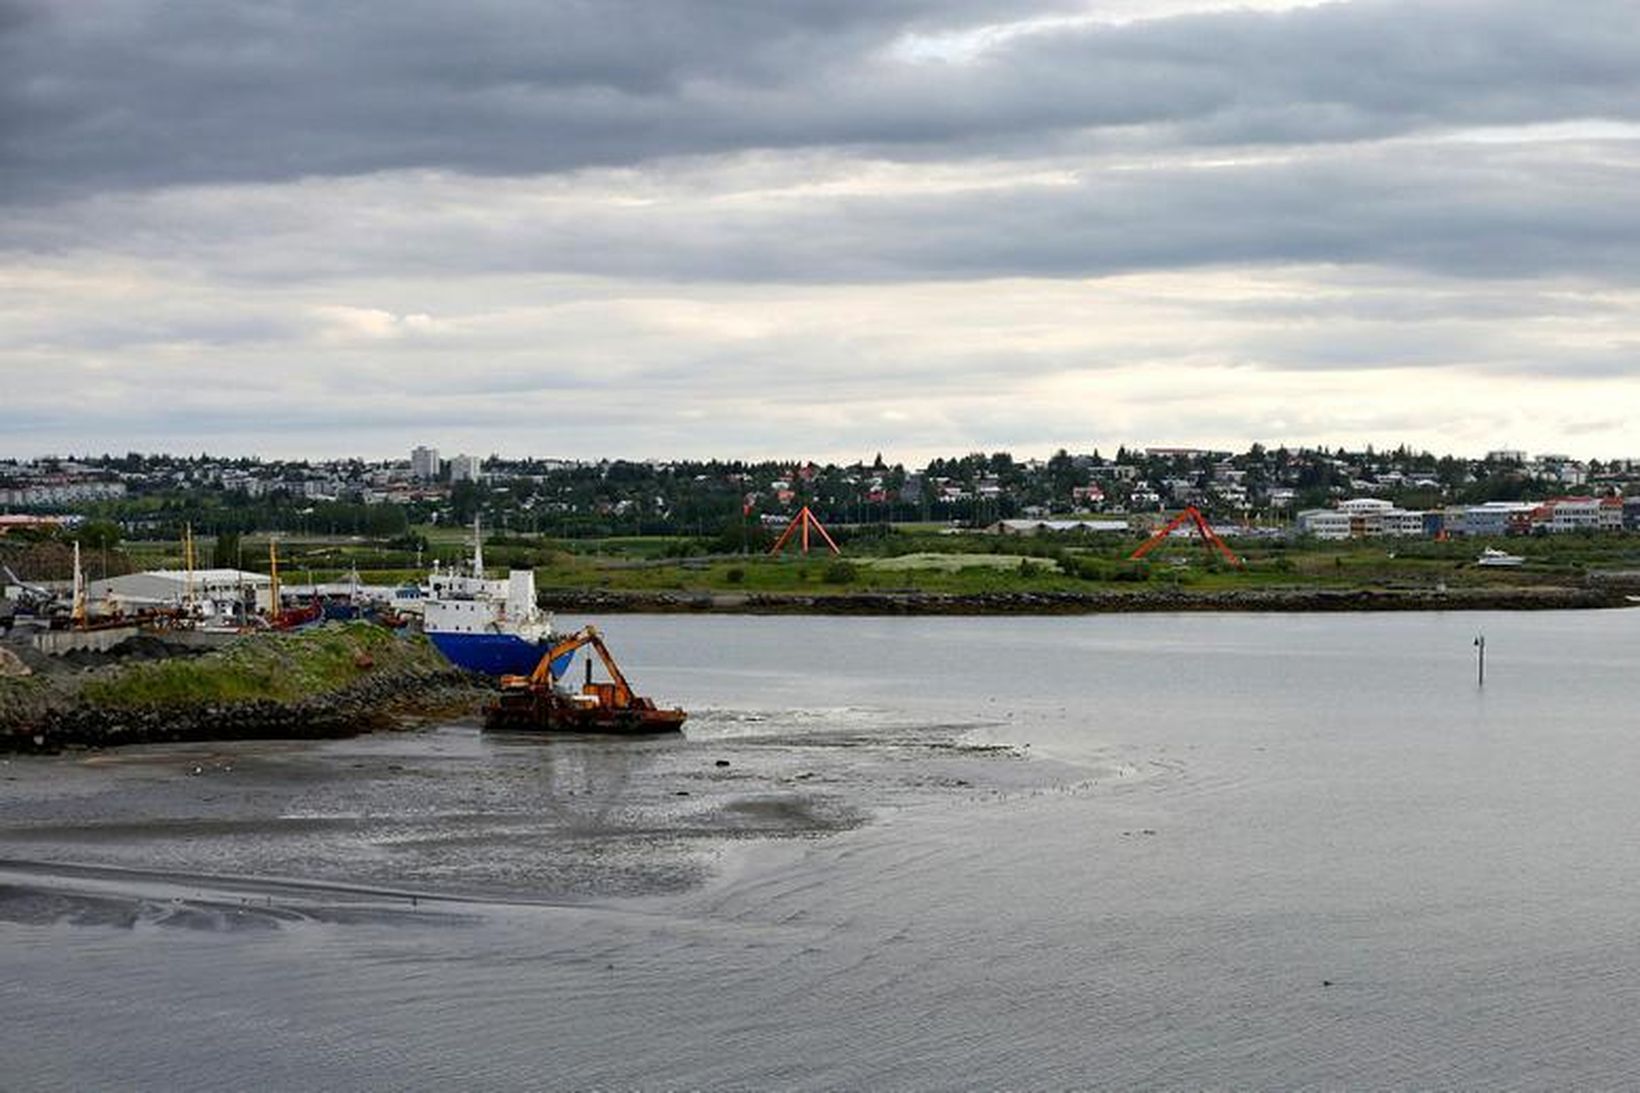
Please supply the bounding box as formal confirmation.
[725,566,745,584]
[822,560,858,584]
[1072,557,1110,581]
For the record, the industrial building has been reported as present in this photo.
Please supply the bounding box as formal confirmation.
[87,569,271,618]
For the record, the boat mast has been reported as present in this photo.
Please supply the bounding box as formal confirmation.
[269,538,281,622]
[183,522,196,615]
[472,514,484,578]
[71,540,87,629]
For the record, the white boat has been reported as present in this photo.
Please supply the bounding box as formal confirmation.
[421,519,568,677]
[1476,547,1525,568]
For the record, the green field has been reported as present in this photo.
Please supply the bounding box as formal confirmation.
[109,525,1640,599]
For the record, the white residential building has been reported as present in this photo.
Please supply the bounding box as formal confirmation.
[1296,509,1353,540]
[448,454,482,484]
[1301,498,1428,539]
[1537,497,1623,533]
[410,445,440,480]
[0,481,127,506]
[1444,501,1537,536]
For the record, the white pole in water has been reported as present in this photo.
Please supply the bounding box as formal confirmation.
[1474,634,1485,687]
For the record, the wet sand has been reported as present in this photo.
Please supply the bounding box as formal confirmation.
[0,712,1089,927]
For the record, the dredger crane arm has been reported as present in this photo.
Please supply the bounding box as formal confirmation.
[1129,505,1243,567]
[525,625,635,703]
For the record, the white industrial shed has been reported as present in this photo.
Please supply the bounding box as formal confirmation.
[87,569,271,616]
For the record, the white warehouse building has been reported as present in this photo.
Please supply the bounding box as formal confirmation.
[87,569,271,618]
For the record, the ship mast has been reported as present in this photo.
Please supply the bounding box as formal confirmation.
[472,514,484,578]
[183,522,197,615]
[71,540,87,629]
[268,537,281,623]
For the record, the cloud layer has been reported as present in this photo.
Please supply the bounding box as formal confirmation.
[3,0,1638,460]
[9,0,1640,196]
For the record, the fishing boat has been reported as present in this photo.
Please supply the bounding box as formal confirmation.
[1476,547,1526,568]
[422,518,572,678]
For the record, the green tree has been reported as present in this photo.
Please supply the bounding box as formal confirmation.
[211,530,242,569]
[69,520,122,551]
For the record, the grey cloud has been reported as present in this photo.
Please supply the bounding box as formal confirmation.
[1211,284,1631,325]
[12,138,1637,286]
[6,0,1640,200]
[0,0,1071,198]
[9,309,303,351]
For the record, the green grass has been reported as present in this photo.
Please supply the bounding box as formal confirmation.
[866,552,1036,572]
[0,675,54,723]
[79,623,442,709]
[522,533,1636,597]
[125,525,1640,600]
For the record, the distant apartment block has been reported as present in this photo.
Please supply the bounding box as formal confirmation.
[1439,498,1622,536]
[1296,498,1426,540]
[0,480,127,507]
[448,454,482,484]
[410,445,440,480]
[1438,502,1536,537]
[1533,496,1623,533]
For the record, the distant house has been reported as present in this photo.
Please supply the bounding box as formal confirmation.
[1071,484,1105,508]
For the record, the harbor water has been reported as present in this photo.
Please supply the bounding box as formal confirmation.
[3,610,1638,1089]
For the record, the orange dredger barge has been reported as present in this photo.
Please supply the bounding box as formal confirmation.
[484,625,686,735]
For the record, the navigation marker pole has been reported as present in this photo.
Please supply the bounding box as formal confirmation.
[1474,634,1486,687]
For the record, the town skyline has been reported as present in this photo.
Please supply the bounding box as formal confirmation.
[6,440,1632,519]
[2,439,1637,469]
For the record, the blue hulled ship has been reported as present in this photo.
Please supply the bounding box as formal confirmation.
[419,520,574,679]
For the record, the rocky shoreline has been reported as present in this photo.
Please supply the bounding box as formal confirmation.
[1,624,491,755]
[543,585,1634,615]
[3,669,487,755]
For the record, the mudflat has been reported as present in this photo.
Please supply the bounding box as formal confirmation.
[0,712,1079,922]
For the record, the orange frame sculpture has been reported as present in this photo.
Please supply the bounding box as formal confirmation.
[1129,505,1243,567]
[768,505,841,556]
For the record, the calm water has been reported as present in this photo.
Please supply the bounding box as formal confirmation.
[4,610,1639,1089]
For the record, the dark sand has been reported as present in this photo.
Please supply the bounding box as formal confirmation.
[0,714,1082,927]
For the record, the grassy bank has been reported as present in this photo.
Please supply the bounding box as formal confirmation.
[76,624,447,710]
[3,624,483,752]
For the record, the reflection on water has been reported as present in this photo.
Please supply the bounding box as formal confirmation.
[3,609,1639,1090]
[497,730,673,831]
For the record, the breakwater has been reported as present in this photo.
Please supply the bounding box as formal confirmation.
[543,585,1631,615]
[0,624,488,754]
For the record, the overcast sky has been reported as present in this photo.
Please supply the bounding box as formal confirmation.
[4,0,1638,463]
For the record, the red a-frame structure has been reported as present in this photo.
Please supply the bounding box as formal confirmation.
[1129,505,1243,567]
[768,506,841,556]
